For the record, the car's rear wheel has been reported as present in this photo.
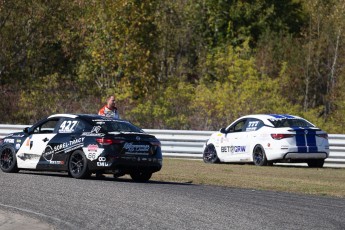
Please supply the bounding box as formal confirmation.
[203,144,220,163]
[307,159,324,168]
[69,150,91,179]
[0,145,19,173]
[253,145,268,166]
[130,171,152,182]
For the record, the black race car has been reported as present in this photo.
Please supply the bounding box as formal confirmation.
[0,114,162,182]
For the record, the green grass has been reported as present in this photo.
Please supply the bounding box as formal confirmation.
[151,158,345,198]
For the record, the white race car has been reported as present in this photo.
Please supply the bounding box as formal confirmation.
[203,114,329,167]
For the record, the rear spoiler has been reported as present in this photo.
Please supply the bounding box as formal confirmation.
[288,128,321,132]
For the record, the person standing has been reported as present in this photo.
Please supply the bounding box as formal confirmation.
[98,95,120,119]
[96,95,119,179]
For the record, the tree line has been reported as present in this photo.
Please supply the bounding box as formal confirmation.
[1,0,345,133]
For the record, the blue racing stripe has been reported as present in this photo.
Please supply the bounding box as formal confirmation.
[291,127,306,153]
[306,130,318,152]
[282,114,295,119]
[269,114,284,119]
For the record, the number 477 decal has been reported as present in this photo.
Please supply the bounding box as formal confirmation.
[59,120,78,133]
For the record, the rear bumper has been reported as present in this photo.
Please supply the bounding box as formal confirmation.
[265,145,329,161]
[284,152,328,160]
[88,154,163,173]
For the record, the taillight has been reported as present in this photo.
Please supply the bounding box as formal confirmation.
[150,141,161,147]
[317,134,328,139]
[96,138,124,145]
[271,134,295,140]
[149,141,161,155]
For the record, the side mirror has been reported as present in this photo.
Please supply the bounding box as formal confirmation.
[23,127,30,134]
[219,128,227,134]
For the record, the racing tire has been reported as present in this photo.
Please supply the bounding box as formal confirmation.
[130,171,152,182]
[253,145,268,166]
[69,150,91,179]
[307,159,324,168]
[203,144,220,164]
[0,145,19,173]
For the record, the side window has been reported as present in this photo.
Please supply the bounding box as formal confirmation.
[33,119,59,134]
[245,119,264,132]
[57,119,86,134]
[228,119,247,133]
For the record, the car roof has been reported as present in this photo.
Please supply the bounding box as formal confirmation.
[240,114,302,120]
[235,114,308,126]
[47,114,118,120]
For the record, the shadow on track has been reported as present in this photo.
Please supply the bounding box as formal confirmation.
[16,170,195,186]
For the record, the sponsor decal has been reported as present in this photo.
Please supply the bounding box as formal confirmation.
[4,139,14,144]
[16,139,22,143]
[93,119,113,122]
[91,126,101,134]
[123,143,150,153]
[81,132,105,137]
[84,144,103,160]
[97,162,110,167]
[15,144,21,149]
[98,156,106,161]
[12,134,25,138]
[41,145,64,165]
[59,120,79,133]
[53,137,85,154]
[49,161,64,165]
[87,144,98,152]
[221,146,246,153]
[97,156,110,166]
[43,145,54,161]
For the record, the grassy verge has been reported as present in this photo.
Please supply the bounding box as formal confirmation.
[151,158,345,198]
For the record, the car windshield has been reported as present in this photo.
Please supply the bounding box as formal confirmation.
[94,120,144,133]
[268,118,314,128]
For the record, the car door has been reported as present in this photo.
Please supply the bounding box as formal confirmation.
[16,118,60,169]
[37,118,88,170]
[218,119,248,162]
[241,118,265,161]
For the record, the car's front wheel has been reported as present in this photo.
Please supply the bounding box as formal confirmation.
[130,171,152,182]
[0,145,19,173]
[69,150,91,179]
[253,145,269,166]
[307,159,324,168]
[203,144,220,163]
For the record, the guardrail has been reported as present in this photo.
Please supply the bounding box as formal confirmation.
[1,124,345,167]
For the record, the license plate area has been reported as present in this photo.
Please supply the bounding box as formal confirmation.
[122,142,150,155]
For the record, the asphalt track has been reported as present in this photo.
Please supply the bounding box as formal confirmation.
[0,171,345,230]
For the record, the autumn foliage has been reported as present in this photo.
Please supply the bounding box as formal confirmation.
[1,0,345,133]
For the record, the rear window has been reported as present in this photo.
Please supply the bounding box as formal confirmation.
[93,120,143,133]
[268,119,314,128]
